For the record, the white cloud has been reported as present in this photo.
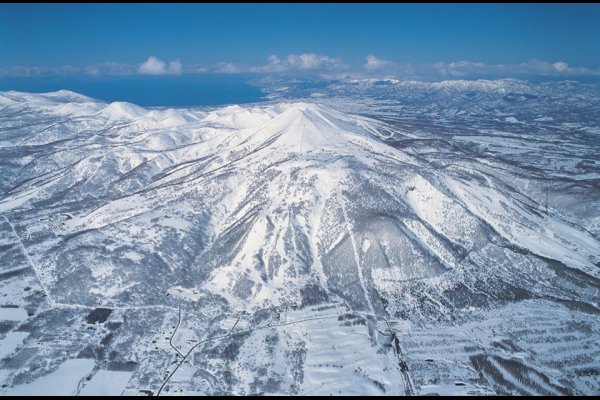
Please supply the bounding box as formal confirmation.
[432,60,486,77]
[553,61,569,72]
[0,65,80,78]
[267,54,282,66]
[215,53,347,74]
[215,62,242,74]
[167,59,182,75]
[1,56,598,81]
[283,53,345,70]
[365,55,393,71]
[427,59,600,79]
[138,56,182,75]
[138,56,165,75]
[84,62,136,76]
[256,55,286,73]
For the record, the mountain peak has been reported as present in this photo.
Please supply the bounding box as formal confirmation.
[98,101,148,121]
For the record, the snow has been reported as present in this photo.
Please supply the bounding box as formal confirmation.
[122,250,143,263]
[404,174,479,251]
[0,85,599,395]
[79,369,133,396]
[5,358,95,395]
[446,176,600,278]
[0,332,29,360]
[286,305,404,395]
[98,101,148,122]
[167,286,200,301]
[361,238,371,253]
[0,307,28,321]
[420,382,485,396]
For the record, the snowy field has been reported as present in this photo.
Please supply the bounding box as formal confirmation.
[0,80,599,395]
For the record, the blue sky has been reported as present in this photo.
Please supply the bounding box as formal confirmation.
[1,3,600,80]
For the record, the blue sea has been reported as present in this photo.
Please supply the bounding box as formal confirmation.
[0,74,267,107]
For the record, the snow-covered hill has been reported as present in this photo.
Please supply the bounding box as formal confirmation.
[0,87,599,395]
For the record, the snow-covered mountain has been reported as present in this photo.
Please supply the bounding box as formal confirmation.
[1,86,599,395]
